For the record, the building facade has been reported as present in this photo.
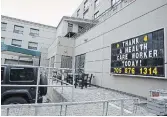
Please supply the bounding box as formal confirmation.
[71,0,167,97]
[1,15,57,66]
[1,0,167,98]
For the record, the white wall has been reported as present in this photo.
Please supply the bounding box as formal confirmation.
[74,0,167,97]
[47,36,74,68]
[72,0,111,20]
[1,16,57,66]
[1,17,56,50]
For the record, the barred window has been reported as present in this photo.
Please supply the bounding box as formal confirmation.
[61,55,72,68]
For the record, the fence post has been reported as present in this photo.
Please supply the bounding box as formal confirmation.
[133,99,138,114]
[6,108,9,116]
[60,105,63,116]
[65,105,67,116]
[71,86,74,102]
[105,102,109,116]
[120,100,124,115]
[102,102,106,116]
[34,67,41,116]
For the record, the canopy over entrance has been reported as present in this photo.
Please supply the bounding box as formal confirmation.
[1,43,41,57]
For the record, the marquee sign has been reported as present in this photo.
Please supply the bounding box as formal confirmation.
[111,29,165,77]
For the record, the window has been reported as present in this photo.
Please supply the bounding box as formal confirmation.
[1,37,5,43]
[10,67,34,81]
[68,23,73,32]
[30,28,39,37]
[78,26,84,33]
[28,42,38,50]
[84,0,89,11]
[111,0,121,6]
[77,9,80,17]
[83,9,89,19]
[61,56,72,68]
[11,39,22,47]
[94,11,99,19]
[13,25,24,34]
[1,22,7,31]
[75,54,86,73]
[1,67,4,82]
[95,0,100,9]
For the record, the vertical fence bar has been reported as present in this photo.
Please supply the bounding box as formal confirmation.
[133,99,138,114]
[105,102,109,116]
[71,86,74,102]
[65,105,67,116]
[120,100,124,116]
[102,102,106,116]
[60,105,63,116]
[6,108,9,116]
[34,67,41,116]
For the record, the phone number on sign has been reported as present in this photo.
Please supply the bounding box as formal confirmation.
[113,67,158,75]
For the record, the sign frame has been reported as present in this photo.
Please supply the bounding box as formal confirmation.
[110,28,166,79]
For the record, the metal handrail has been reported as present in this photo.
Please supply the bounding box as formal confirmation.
[2,98,138,116]
[1,98,138,108]
[1,85,73,87]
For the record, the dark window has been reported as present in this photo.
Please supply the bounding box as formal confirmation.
[61,56,72,68]
[78,26,84,33]
[10,68,34,81]
[1,22,7,31]
[13,25,24,34]
[75,54,86,73]
[11,39,22,47]
[94,11,99,19]
[1,67,4,81]
[30,28,39,37]
[28,42,38,50]
[84,0,89,11]
[77,9,80,17]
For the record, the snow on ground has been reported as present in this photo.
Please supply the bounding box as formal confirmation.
[1,81,155,116]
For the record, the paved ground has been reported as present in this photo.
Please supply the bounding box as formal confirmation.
[54,82,155,116]
[1,81,155,116]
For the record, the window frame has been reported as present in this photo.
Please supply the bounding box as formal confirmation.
[94,11,99,19]
[78,26,84,33]
[11,39,22,47]
[83,9,89,19]
[1,22,7,31]
[61,55,72,68]
[28,41,38,50]
[9,67,35,82]
[94,0,100,9]
[75,53,86,73]
[30,28,39,37]
[13,25,24,34]
[84,0,89,12]
[77,9,80,17]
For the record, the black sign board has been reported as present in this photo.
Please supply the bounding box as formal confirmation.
[111,29,165,77]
